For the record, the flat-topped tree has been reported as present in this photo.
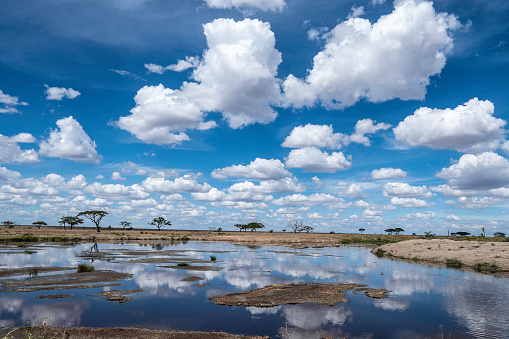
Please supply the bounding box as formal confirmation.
[149,217,171,231]
[68,216,84,229]
[359,228,365,234]
[32,221,47,229]
[119,221,131,229]
[77,210,108,232]
[247,222,265,232]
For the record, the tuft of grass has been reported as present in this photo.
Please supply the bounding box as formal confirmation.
[177,262,189,266]
[473,262,500,273]
[77,263,95,273]
[446,259,463,268]
[373,248,386,258]
[210,255,217,261]
[411,257,419,262]
[9,234,39,242]
[28,268,39,276]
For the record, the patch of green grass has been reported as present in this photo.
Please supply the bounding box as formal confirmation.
[8,234,39,242]
[77,263,95,273]
[177,262,189,266]
[210,255,217,261]
[446,259,463,268]
[473,262,500,273]
[411,257,419,262]
[373,248,386,258]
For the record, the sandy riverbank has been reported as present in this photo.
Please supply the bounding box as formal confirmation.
[374,239,509,273]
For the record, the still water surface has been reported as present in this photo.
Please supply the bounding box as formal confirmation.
[0,241,508,338]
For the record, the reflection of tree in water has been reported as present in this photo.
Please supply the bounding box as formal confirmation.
[151,243,164,251]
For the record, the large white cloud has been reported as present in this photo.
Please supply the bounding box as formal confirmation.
[0,134,39,164]
[349,119,391,146]
[383,182,432,199]
[39,116,101,164]
[394,98,507,153]
[273,193,349,209]
[212,158,291,180]
[204,0,285,12]
[0,167,21,183]
[390,197,436,208]
[281,124,348,149]
[44,85,81,101]
[84,182,149,200]
[142,174,211,193]
[437,152,509,190]
[371,167,407,180]
[0,90,28,114]
[118,18,282,144]
[283,0,460,109]
[285,147,351,173]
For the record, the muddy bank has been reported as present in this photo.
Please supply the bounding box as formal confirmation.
[1,326,270,339]
[374,239,509,273]
[0,270,132,292]
[209,283,388,307]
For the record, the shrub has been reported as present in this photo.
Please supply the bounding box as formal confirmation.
[446,259,463,268]
[177,262,189,266]
[28,268,39,276]
[10,234,39,242]
[210,255,217,261]
[77,263,95,273]
[373,248,386,258]
[473,262,500,273]
[411,257,419,262]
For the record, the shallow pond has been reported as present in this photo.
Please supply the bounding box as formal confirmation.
[0,241,508,338]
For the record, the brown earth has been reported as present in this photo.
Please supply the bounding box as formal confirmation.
[374,239,509,273]
[0,225,421,246]
[0,327,270,339]
[209,283,388,307]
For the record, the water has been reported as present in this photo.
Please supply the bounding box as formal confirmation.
[0,241,508,338]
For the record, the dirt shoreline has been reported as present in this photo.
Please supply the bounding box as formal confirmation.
[374,239,509,274]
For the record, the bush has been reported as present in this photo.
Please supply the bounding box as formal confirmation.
[446,259,463,268]
[9,234,38,242]
[210,255,217,261]
[373,248,386,258]
[411,257,419,262]
[177,262,189,266]
[77,263,95,273]
[473,262,500,273]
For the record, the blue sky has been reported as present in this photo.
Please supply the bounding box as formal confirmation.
[1,0,509,235]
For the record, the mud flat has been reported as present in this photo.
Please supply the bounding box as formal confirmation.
[374,239,509,273]
[0,327,270,339]
[209,283,388,307]
[0,270,132,292]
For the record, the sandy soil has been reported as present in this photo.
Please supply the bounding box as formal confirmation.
[209,283,388,307]
[0,327,270,339]
[374,239,509,272]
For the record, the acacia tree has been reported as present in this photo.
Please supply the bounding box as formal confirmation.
[32,221,47,229]
[149,217,171,231]
[303,225,314,233]
[494,232,506,237]
[384,228,395,235]
[77,210,108,232]
[68,216,84,229]
[359,228,365,234]
[59,217,69,230]
[234,224,248,232]
[119,221,131,229]
[394,227,404,235]
[288,220,304,233]
[246,222,265,232]
[2,221,15,228]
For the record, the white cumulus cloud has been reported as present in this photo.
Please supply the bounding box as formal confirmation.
[44,85,81,101]
[118,18,282,145]
[0,134,39,164]
[394,98,507,153]
[282,0,461,109]
[0,90,28,114]
[204,0,285,12]
[390,197,436,208]
[371,167,407,180]
[212,158,291,180]
[39,116,101,164]
[282,124,348,149]
[383,182,432,199]
[285,147,351,173]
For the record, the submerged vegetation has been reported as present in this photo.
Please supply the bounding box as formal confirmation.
[473,262,501,273]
